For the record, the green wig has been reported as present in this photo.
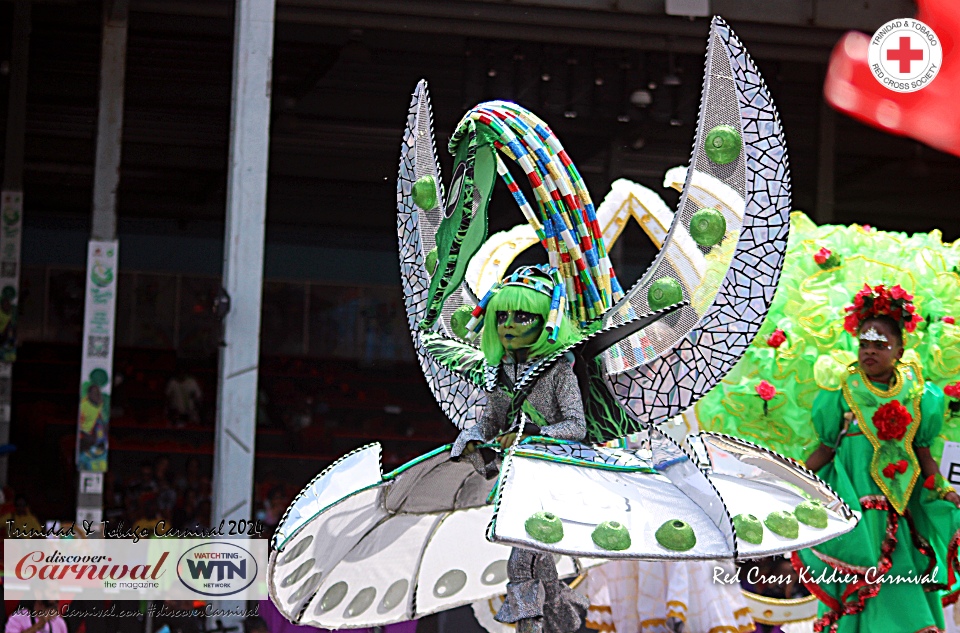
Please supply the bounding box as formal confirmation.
[480,284,582,365]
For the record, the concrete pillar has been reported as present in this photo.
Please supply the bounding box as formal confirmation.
[76,0,128,524]
[212,0,275,623]
[0,0,31,488]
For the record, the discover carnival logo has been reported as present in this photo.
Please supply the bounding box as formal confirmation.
[4,538,267,601]
[177,542,259,597]
[868,18,942,93]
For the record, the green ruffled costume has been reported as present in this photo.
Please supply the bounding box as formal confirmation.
[688,212,960,630]
[794,369,960,632]
[696,212,960,464]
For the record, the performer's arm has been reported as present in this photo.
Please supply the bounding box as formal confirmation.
[915,383,959,506]
[915,447,960,507]
[453,388,507,457]
[804,390,846,472]
[537,362,587,441]
[805,444,835,472]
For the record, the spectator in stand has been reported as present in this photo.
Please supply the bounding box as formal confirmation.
[6,601,67,633]
[152,601,201,633]
[172,488,195,528]
[134,498,165,535]
[154,456,177,518]
[128,461,157,494]
[262,487,288,531]
[165,364,202,427]
[257,387,271,427]
[122,495,142,530]
[1,494,42,537]
[192,499,212,530]
[175,456,211,502]
[154,455,172,486]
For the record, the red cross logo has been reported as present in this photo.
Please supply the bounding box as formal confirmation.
[886,36,924,74]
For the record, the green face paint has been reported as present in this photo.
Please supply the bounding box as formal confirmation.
[496,310,544,352]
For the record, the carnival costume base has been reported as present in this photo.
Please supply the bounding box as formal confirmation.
[268,17,860,632]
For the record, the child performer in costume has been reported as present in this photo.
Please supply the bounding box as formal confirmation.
[795,284,960,632]
[450,265,589,633]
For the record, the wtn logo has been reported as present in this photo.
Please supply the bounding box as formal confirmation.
[185,559,247,581]
[177,542,258,597]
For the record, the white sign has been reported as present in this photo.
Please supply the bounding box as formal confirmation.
[80,472,104,494]
[940,441,960,485]
[76,240,118,473]
[76,506,103,525]
[4,538,267,601]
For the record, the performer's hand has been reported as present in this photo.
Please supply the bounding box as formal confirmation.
[496,433,517,450]
[462,441,480,456]
[944,490,960,508]
[496,433,528,450]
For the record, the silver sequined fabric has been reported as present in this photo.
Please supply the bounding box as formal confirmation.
[495,548,589,633]
[451,357,588,632]
[450,358,586,457]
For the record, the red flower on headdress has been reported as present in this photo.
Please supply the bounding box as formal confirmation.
[756,380,777,402]
[945,382,960,399]
[872,401,912,441]
[843,283,921,335]
[767,329,787,348]
[843,313,861,335]
[944,316,956,325]
[890,285,910,300]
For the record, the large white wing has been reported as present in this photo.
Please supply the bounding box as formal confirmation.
[397,80,486,430]
[604,17,791,424]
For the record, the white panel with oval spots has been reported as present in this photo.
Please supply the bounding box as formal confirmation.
[299,512,441,629]
[268,487,387,622]
[415,506,515,614]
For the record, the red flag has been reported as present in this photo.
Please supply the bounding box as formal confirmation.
[823,0,960,156]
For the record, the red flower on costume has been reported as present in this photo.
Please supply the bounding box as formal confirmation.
[872,400,912,441]
[945,382,960,399]
[767,329,787,348]
[924,474,937,490]
[944,316,956,325]
[882,461,908,479]
[756,380,777,401]
[814,247,831,265]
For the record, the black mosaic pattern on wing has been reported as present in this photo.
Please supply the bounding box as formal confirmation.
[600,20,748,375]
[397,81,486,430]
[516,442,654,469]
[608,18,791,428]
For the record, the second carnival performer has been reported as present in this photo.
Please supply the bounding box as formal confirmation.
[796,284,960,632]
[451,265,589,633]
